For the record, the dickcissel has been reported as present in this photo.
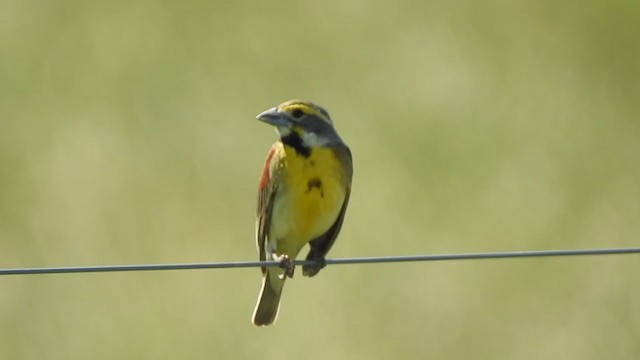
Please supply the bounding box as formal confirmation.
[252,100,353,326]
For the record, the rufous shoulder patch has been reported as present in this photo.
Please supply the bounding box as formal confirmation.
[259,145,277,190]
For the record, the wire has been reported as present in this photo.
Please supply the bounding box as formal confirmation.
[1,247,639,276]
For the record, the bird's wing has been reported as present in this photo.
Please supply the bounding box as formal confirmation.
[256,143,281,274]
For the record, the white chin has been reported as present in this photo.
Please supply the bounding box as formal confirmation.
[275,127,291,137]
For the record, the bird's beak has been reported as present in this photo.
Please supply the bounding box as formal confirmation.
[256,107,290,127]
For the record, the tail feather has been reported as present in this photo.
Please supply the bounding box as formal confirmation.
[252,270,285,326]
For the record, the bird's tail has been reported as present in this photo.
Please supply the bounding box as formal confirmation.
[252,270,285,326]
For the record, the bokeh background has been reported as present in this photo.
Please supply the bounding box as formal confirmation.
[1,1,639,359]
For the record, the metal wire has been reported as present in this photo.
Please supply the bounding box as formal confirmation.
[1,247,639,276]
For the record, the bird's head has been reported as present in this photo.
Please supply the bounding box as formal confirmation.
[256,100,340,147]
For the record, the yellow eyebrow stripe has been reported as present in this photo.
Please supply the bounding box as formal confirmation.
[279,101,332,123]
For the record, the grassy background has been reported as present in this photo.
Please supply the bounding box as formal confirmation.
[1,1,639,359]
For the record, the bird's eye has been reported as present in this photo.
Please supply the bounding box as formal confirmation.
[291,109,304,119]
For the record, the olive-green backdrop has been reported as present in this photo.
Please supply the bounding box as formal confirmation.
[1,1,639,359]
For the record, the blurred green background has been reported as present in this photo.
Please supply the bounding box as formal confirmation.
[1,0,639,359]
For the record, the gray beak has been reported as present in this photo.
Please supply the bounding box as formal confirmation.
[256,107,290,127]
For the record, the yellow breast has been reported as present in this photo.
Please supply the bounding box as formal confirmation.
[269,144,347,256]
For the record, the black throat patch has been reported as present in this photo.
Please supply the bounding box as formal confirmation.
[281,132,311,157]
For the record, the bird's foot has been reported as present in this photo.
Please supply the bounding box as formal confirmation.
[302,253,326,277]
[273,254,295,279]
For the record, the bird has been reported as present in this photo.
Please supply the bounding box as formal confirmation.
[251,100,353,326]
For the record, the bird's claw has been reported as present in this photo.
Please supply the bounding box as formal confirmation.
[302,253,326,277]
[273,254,294,279]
